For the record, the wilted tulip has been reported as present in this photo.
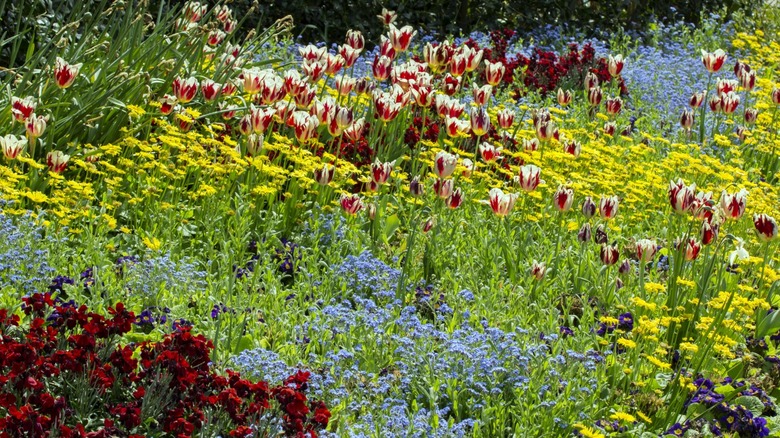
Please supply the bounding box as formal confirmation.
[517,165,541,192]
[578,223,592,243]
[54,57,81,89]
[46,150,70,173]
[582,197,597,218]
[600,244,619,266]
[487,188,518,217]
[409,176,424,197]
[340,194,364,215]
[553,185,574,212]
[754,213,778,242]
[599,196,619,220]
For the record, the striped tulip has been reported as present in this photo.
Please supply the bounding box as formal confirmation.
[46,150,70,173]
[701,49,727,73]
[600,244,619,265]
[517,165,541,192]
[484,60,506,86]
[172,76,198,103]
[433,151,458,178]
[553,186,574,212]
[371,160,394,185]
[684,238,701,261]
[720,189,747,220]
[636,239,657,262]
[754,213,778,242]
[607,54,624,77]
[340,194,364,215]
[0,135,25,160]
[314,164,334,186]
[668,179,696,214]
[487,188,518,217]
[54,57,81,89]
[599,196,619,220]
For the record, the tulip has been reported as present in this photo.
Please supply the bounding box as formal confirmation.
[339,45,361,69]
[172,76,198,103]
[261,77,287,105]
[292,111,320,143]
[46,150,70,173]
[324,54,345,76]
[736,125,748,142]
[684,238,701,261]
[584,72,599,90]
[618,259,632,275]
[372,55,393,82]
[449,54,467,77]
[600,244,619,265]
[472,84,493,106]
[373,95,401,122]
[207,30,226,47]
[198,79,219,102]
[701,220,719,245]
[371,160,393,185]
[160,94,177,116]
[484,60,506,86]
[605,97,622,116]
[340,194,364,215]
[177,114,193,132]
[603,122,616,137]
[535,119,555,142]
[496,108,515,129]
[274,101,296,124]
[238,114,253,135]
[422,217,435,233]
[302,62,326,83]
[433,178,454,199]
[754,213,778,242]
[411,84,435,107]
[377,8,397,26]
[720,188,748,220]
[344,118,365,142]
[522,138,539,152]
[409,176,424,197]
[735,106,754,125]
[183,1,206,22]
[563,140,581,157]
[299,44,328,64]
[388,24,416,52]
[346,30,365,50]
[462,46,484,72]
[701,49,727,73]
[517,164,541,192]
[595,224,608,245]
[0,134,26,160]
[447,188,464,209]
[553,186,574,212]
[716,78,738,96]
[708,95,722,113]
[479,143,502,162]
[588,87,603,107]
[354,78,375,95]
[470,107,491,137]
[557,88,573,106]
[442,117,467,137]
[25,114,47,138]
[442,74,461,95]
[249,106,275,133]
[461,159,474,177]
[668,179,696,214]
[734,60,750,78]
[773,88,780,105]
[530,260,547,280]
[246,133,263,157]
[435,95,465,118]
[582,197,597,218]
[367,203,377,221]
[487,188,518,217]
[578,223,592,243]
[314,164,335,186]
[689,91,706,108]
[54,57,81,89]
[599,196,619,220]
[739,69,756,91]
[608,54,624,77]
[636,239,657,262]
[11,96,36,123]
[680,109,695,131]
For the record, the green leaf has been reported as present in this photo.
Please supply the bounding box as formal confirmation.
[756,309,780,338]
[25,35,34,63]
[686,403,708,418]
[733,396,765,416]
[383,214,400,243]
[714,384,736,397]
[234,335,254,353]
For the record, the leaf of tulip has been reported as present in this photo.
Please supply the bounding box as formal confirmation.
[756,309,780,339]
[383,214,400,244]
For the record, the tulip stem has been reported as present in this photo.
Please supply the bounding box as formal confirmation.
[698,72,713,146]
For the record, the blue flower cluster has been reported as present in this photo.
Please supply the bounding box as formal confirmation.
[334,250,401,300]
[122,253,206,298]
[0,210,57,295]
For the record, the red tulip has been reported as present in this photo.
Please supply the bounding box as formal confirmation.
[487,188,518,217]
[553,185,574,212]
[607,54,624,77]
[54,57,81,89]
[172,76,198,103]
[754,213,778,242]
[684,238,701,261]
[701,220,719,245]
[340,194,364,215]
[371,160,393,185]
[46,150,70,173]
[517,165,541,192]
[599,196,619,220]
[600,244,619,265]
[484,60,506,86]
[668,179,696,214]
[701,49,727,73]
[720,188,747,220]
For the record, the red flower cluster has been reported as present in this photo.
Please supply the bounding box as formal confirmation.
[0,293,329,437]
[465,30,628,98]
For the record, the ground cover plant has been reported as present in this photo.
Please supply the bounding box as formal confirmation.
[1,0,780,436]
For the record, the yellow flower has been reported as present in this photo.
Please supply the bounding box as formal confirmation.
[644,282,666,294]
[610,412,636,423]
[617,338,636,349]
[645,355,671,370]
[573,424,605,438]
[142,237,161,251]
[636,411,652,424]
